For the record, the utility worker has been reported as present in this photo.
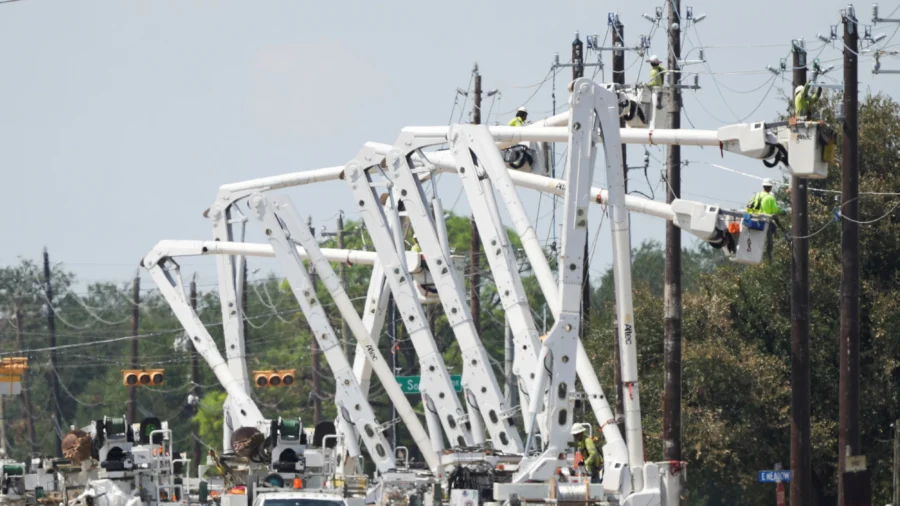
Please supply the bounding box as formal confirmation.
[508,107,528,127]
[794,82,823,119]
[746,178,781,216]
[647,55,666,109]
[571,424,602,482]
[746,178,784,260]
[411,235,421,253]
[648,55,665,87]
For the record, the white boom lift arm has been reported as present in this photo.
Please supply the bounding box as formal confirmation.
[142,248,264,433]
[141,240,438,474]
[446,126,546,436]
[376,130,525,454]
[247,192,441,473]
[343,145,478,450]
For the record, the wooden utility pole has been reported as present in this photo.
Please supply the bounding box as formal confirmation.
[308,217,322,424]
[839,6,863,506]
[790,40,813,506]
[42,247,61,457]
[663,0,683,466]
[190,275,201,474]
[241,263,249,344]
[338,212,350,357]
[894,419,900,506]
[571,34,592,346]
[389,298,398,449]
[611,15,627,439]
[503,317,514,407]
[470,63,482,337]
[14,308,37,453]
[129,273,140,424]
[0,386,5,455]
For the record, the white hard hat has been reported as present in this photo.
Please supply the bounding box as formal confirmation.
[762,178,775,187]
[648,55,661,64]
[795,85,804,95]
[570,424,586,436]
[517,106,528,114]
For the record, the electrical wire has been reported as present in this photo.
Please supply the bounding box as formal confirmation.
[838,200,900,224]
[686,76,780,125]
[0,307,303,356]
[686,25,781,123]
[499,67,562,116]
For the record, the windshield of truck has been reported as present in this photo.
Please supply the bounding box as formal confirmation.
[262,500,344,506]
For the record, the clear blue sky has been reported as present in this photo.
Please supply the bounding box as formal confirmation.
[1,0,896,290]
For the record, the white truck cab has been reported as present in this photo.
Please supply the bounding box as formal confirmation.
[252,491,364,506]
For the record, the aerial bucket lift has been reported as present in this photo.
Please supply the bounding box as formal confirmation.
[501,140,550,175]
[618,83,666,130]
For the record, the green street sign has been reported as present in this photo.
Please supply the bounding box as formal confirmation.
[396,375,462,394]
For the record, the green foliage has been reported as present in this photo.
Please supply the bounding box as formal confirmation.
[193,391,227,445]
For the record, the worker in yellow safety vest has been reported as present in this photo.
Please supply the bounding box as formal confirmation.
[571,424,602,482]
[746,178,784,260]
[794,82,823,119]
[746,178,781,216]
[508,107,528,127]
[647,55,665,109]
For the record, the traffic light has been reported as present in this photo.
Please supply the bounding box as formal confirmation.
[122,369,165,387]
[0,358,28,396]
[253,370,295,387]
[0,357,28,377]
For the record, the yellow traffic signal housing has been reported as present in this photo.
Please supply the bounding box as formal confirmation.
[122,369,165,387]
[0,357,28,377]
[0,358,28,395]
[253,370,295,387]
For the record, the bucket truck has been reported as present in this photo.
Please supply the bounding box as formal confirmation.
[142,245,396,506]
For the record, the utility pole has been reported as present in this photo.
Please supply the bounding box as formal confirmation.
[504,317,514,407]
[790,39,813,506]
[571,33,592,349]
[129,272,140,424]
[663,0,684,473]
[0,385,5,455]
[338,212,350,357]
[470,63,482,337]
[839,6,862,506]
[390,298,398,449]
[14,307,37,453]
[190,275,201,475]
[42,247,61,457]
[611,15,627,439]
[894,419,899,506]
[308,217,322,424]
[241,263,249,344]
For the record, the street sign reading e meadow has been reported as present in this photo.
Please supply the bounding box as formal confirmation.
[396,375,462,394]
[758,470,792,483]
